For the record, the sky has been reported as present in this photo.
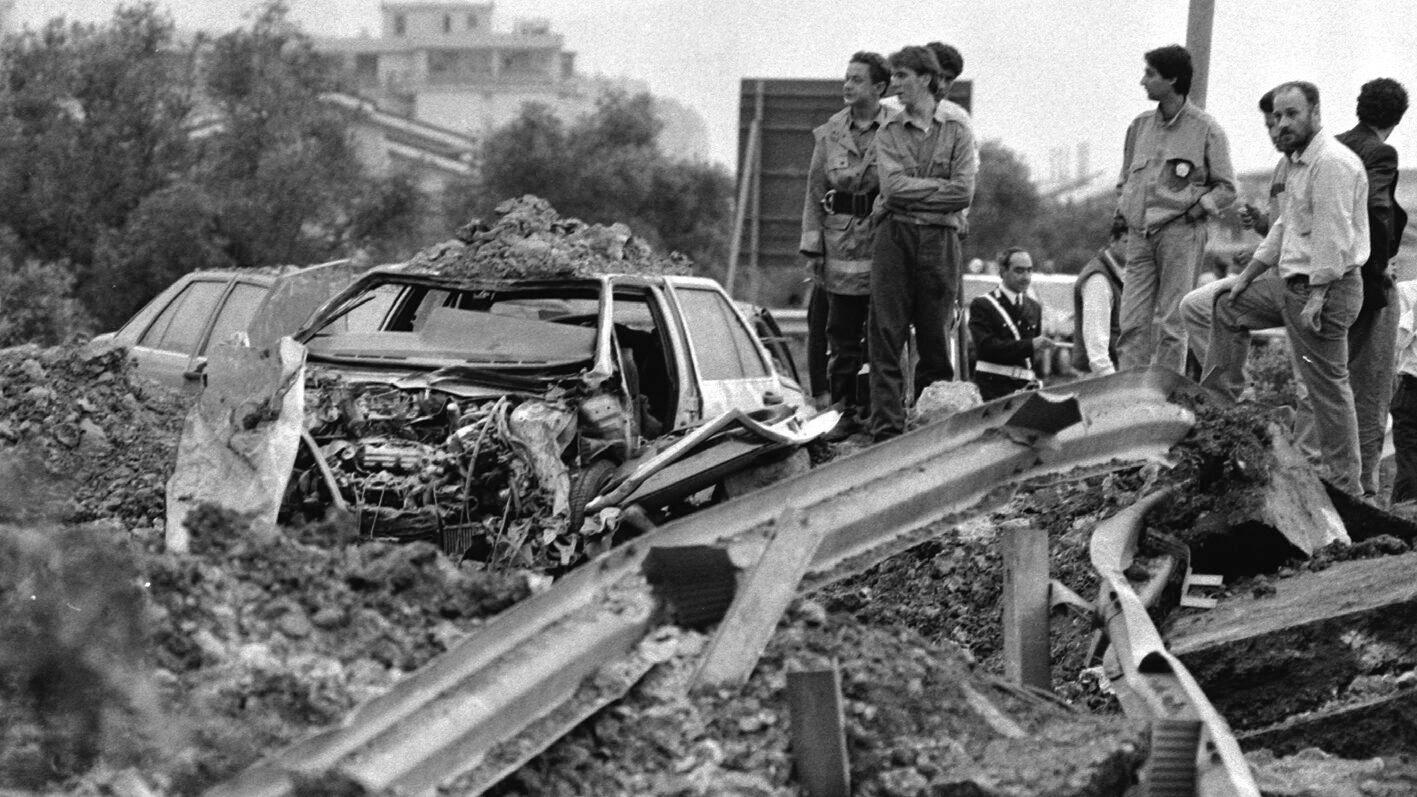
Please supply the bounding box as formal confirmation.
[13,0,1417,194]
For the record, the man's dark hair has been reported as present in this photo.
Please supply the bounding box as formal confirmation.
[1258,88,1277,114]
[888,46,943,96]
[924,42,964,80]
[1274,81,1321,109]
[1144,44,1193,96]
[998,246,1030,270]
[850,51,890,90]
[1356,77,1409,129]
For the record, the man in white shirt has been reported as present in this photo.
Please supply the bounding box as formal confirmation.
[1200,82,1370,494]
[1071,217,1127,376]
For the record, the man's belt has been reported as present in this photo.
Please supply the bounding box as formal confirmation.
[974,361,1037,381]
[822,189,877,217]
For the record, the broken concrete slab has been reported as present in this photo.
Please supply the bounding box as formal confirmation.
[1239,689,1417,758]
[1166,552,1417,731]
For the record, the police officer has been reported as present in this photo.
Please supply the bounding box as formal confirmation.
[969,247,1054,401]
[800,51,891,439]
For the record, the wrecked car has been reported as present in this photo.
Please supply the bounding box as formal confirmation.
[281,266,831,567]
[90,259,368,392]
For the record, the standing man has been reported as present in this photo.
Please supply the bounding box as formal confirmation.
[1336,78,1409,499]
[1115,44,1236,372]
[799,51,892,439]
[970,247,1054,400]
[1072,217,1128,377]
[1202,82,1370,494]
[866,45,977,441]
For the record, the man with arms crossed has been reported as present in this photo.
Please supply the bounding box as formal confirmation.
[1201,82,1370,494]
[866,45,976,441]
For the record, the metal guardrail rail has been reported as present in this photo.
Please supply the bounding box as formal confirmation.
[1091,489,1261,797]
[213,367,1198,797]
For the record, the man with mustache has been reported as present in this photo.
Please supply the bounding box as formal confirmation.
[1202,82,1371,494]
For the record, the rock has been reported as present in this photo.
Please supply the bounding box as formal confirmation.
[276,607,314,638]
[310,606,347,629]
[877,766,929,796]
[911,381,982,426]
[79,418,110,451]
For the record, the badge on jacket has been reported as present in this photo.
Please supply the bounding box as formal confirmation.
[1173,160,1193,179]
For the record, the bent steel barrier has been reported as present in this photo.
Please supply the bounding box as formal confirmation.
[213,367,1196,796]
[1091,488,1261,797]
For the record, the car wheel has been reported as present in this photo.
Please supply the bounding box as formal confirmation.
[568,459,618,533]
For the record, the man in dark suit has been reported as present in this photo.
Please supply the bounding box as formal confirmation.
[969,247,1055,401]
[1337,77,1409,500]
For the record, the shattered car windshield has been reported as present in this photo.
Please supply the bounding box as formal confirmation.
[304,279,601,367]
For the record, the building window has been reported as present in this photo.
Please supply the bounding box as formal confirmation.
[467,13,478,29]
[442,14,451,33]
[393,14,406,35]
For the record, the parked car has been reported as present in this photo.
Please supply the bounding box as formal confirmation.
[282,266,828,565]
[90,260,367,391]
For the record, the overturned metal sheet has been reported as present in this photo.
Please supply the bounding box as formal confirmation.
[214,367,1197,796]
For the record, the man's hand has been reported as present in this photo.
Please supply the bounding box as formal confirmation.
[1032,337,1057,353]
[803,254,825,281]
[1198,193,1220,218]
[1228,274,1254,304]
[1300,284,1329,332]
[1235,202,1269,231]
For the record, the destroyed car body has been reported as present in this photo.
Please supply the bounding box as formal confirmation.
[90,260,367,391]
[283,267,831,566]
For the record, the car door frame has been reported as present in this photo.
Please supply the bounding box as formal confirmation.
[660,276,784,420]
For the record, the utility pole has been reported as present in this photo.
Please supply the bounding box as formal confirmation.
[1186,0,1215,108]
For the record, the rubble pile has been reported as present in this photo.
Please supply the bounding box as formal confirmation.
[817,467,1150,706]
[403,195,692,281]
[0,504,531,793]
[502,600,1146,796]
[0,343,186,523]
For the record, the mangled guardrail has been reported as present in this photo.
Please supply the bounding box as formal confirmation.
[1091,488,1261,797]
[212,367,1196,797]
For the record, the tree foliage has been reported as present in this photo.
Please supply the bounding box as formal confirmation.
[474,91,733,272]
[0,1,426,335]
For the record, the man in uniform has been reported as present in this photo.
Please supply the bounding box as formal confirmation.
[867,45,977,441]
[1071,217,1127,377]
[970,247,1054,400]
[1115,44,1235,372]
[1202,82,1370,494]
[800,51,892,439]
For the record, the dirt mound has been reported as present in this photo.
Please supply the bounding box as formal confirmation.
[403,195,692,281]
[0,342,186,524]
[500,601,1146,796]
[0,504,532,793]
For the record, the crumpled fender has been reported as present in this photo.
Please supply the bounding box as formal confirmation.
[585,407,839,513]
[165,338,306,552]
